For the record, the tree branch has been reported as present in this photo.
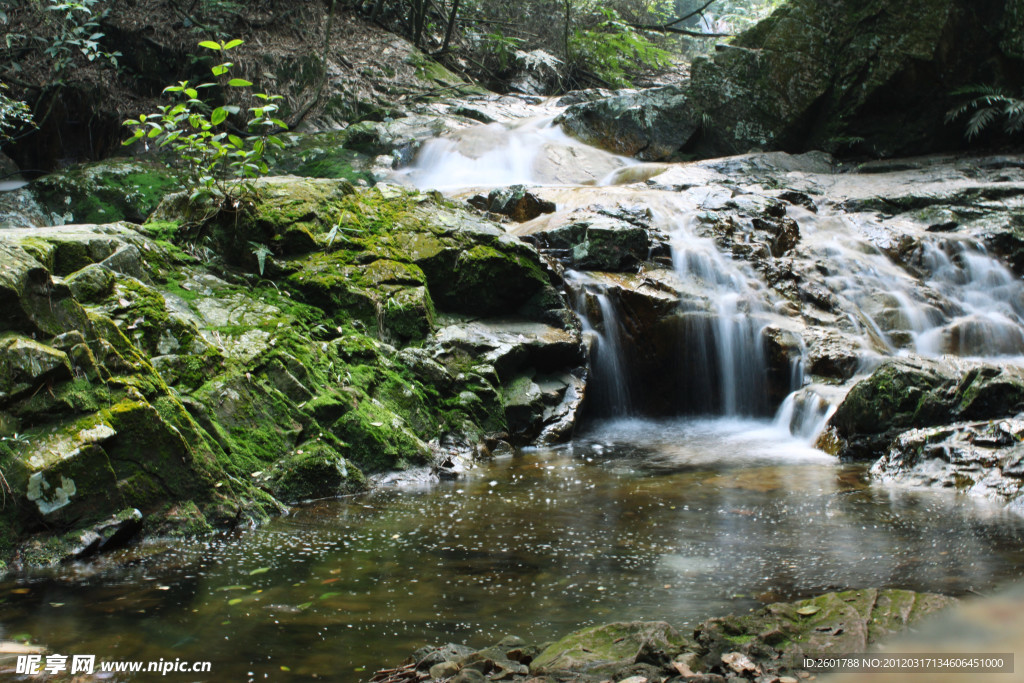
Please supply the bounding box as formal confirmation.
[627,23,731,37]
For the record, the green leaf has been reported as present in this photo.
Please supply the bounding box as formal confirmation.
[211,107,228,125]
[184,88,198,99]
[211,64,229,76]
[223,39,244,50]
[199,40,222,51]
[319,591,341,600]
[296,602,313,610]
[228,78,253,87]
[228,134,244,149]
[228,598,243,606]
[249,567,270,576]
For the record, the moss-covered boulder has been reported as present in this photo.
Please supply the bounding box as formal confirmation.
[694,589,956,675]
[824,358,1024,460]
[32,159,182,224]
[531,621,689,676]
[265,441,366,503]
[561,1,1024,159]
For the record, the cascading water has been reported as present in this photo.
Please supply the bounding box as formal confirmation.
[667,213,774,417]
[397,100,1024,447]
[568,271,633,417]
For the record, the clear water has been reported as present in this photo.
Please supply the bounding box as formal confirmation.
[4,418,1024,681]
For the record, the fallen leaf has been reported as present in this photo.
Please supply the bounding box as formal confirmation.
[796,605,821,616]
[249,567,270,576]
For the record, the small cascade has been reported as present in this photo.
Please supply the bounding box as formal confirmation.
[400,114,634,189]
[568,272,632,417]
[667,213,775,417]
[794,211,1024,362]
[912,239,1024,358]
[773,388,837,443]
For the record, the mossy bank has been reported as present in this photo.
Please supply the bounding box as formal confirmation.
[0,176,585,571]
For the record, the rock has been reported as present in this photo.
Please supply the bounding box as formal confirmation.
[0,336,74,403]
[413,643,476,670]
[468,184,556,222]
[32,158,182,224]
[872,416,1024,506]
[530,621,689,676]
[558,2,1023,160]
[557,86,698,161]
[429,661,461,679]
[528,208,650,272]
[264,442,366,503]
[687,0,1024,157]
[451,670,486,683]
[694,589,956,676]
[826,358,1024,460]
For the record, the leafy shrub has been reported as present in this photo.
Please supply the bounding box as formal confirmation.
[122,39,288,203]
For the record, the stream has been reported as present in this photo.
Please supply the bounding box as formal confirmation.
[3,421,1024,679]
[4,98,1024,680]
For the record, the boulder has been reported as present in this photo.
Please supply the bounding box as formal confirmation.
[468,184,556,222]
[530,621,689,676]
[559,1,1024,159]
[694,589,956,675]
[825,358,1024,460]
[556,86,697,161]
[872,416,1024,507]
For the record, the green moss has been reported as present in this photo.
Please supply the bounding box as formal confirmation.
[34,160,183,224]
[266,441,366,503]
[330,398,429,472]
[141,220,181,242]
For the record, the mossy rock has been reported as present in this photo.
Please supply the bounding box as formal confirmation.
[531,621,689,675]
[694,589,957,674]
[330,398,430,472]
[268,131,375,184]
[33,158,182,224]
[265,441,366,503]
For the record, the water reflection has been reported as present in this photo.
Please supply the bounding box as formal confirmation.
[2,418,1023,680]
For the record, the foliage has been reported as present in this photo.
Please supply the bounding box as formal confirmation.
[0,83,34,144]
[946,85,1024,140]
[122,39,288,204]
[1,0,120,80]
[569,8,672,86]
[40,0,121,73]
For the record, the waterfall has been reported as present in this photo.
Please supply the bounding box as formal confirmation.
[568,272,632,417]
[398,101,1024,445]
[668,213,773,417]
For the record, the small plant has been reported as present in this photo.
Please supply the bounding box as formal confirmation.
[122,39,288,205]
[249,241,273,276]
[946,85,1024,140]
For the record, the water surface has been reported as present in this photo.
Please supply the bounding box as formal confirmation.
[3,418,1024,681]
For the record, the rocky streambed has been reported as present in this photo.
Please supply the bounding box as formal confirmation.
[1,62,1024,683]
